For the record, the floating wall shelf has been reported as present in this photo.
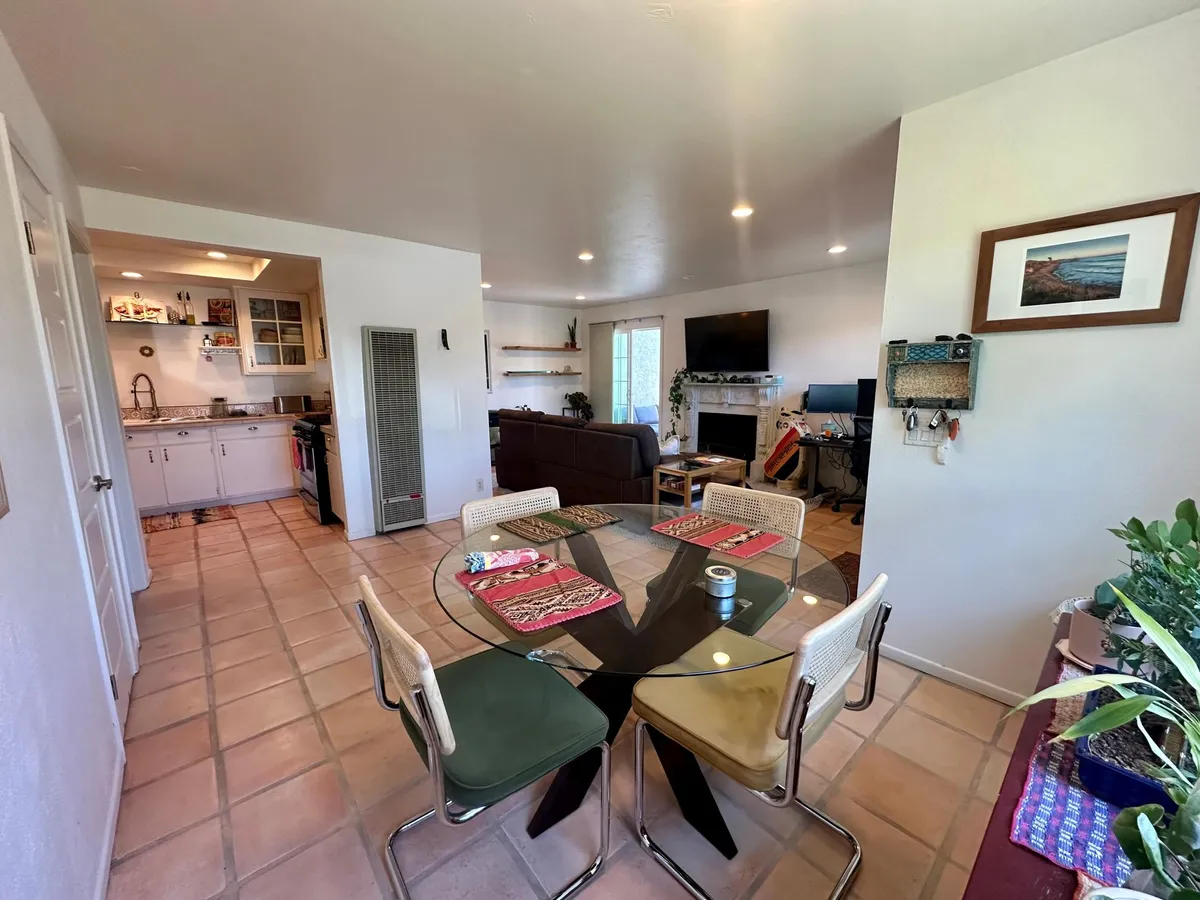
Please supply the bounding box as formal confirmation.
[502,370,584,377]
[198,346,242,355]
[500,345,582,352]
[107,320,235,328]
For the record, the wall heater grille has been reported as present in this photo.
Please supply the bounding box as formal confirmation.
[362,326,426,532]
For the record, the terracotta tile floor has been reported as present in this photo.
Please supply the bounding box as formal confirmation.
[109,498,1011,900]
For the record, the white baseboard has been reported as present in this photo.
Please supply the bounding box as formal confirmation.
[93,750,124,900]
[881,643,1024,708]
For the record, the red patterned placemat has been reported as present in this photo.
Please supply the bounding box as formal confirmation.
[454,553,621,633]
[651,513,784,559]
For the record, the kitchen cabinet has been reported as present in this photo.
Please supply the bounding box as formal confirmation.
[160,441,221,505]
[218,436,293,497]
[126,446,168,510]
[326,449,345,523]
[234,288,316,375]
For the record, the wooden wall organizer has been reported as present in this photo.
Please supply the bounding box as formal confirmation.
[886,340,982,410]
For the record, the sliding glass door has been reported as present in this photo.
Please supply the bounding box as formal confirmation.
[612,319,662,431]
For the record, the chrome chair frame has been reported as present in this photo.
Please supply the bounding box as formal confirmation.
[632,601,892,900]
[358,602,611,900]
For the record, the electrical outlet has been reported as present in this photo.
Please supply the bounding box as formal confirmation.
[476,477,485,492]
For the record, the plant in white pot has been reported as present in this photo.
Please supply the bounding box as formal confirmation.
[1018,590,1200,899]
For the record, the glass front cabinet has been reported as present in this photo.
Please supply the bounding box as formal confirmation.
[233,288,317,375]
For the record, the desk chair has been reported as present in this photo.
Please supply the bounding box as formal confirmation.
[355,575,611,900]
[460,486,560,537]
[831,417,871,526]
[630,574,891,900]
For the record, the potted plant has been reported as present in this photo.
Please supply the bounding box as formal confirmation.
[566,317,578,349]
[1017,590,1200,899]
[564,391,593,422]
[664,367,695,440]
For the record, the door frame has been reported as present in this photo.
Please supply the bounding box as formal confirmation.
[612,316,664,428]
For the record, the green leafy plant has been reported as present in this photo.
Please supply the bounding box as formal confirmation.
[563,391,593,422]
[1016,589,1200,898]
[1101,500,1200,694]
[567,317,577,347]
[664,367,695,440]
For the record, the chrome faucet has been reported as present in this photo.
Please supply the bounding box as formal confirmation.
[131,373,159,416]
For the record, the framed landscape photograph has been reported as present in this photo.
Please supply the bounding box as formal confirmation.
[972,193,1199,333]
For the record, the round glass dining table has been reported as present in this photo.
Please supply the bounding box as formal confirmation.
[430,502,852,858]
[432,502,850,678]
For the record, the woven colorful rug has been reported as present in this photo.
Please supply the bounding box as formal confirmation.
[142,505,237,533]
[651,513,784,559]
[1010,660,1132,892]
[454,553,621,633]
[499,506,620,543]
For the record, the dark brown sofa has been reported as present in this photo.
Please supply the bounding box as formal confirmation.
[494,409,664,505]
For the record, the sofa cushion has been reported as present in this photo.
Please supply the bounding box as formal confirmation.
[576,428,638,480]
[534,424,578,467]
[499,408,544,422]
[585,422,660,471]
[633,404,659,425]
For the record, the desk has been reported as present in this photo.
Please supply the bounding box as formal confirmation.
[798,435,855,498]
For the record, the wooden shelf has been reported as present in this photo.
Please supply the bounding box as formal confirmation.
[502,370,583,377]
[500,345,582,352]
[107,320,235,328]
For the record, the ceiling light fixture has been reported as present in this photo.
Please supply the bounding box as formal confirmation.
[828,244,848,254]
[731,205,754,218]
[575,295,586,301]
[480,282,492,289]
[121,271,143,279]
[206,250,228,260]
[578,251,594,261]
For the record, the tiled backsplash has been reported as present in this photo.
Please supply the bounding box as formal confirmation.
[121,400,329,421]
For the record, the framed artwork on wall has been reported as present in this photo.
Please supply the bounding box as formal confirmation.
[972,193,1199,333]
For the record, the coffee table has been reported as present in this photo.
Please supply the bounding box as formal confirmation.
[652,455,747,507]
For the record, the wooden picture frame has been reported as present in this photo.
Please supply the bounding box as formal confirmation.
[972,193,1199,333]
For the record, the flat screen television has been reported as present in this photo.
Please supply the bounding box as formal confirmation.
[684,310,769,372]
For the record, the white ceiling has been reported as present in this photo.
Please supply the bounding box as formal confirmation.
[3,1,1197,307]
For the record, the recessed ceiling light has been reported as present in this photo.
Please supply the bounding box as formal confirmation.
[828,244,848,254]
[121,165,143,172]
[731,205,754,218]
[578,251,594,261]
[121,271,143,279]
[575,294,586,301]
[802,594,819,605]
[480,282,492,289]
[206,250,228,260]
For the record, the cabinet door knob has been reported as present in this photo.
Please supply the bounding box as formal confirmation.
[126,433,132,440]
[221,444,226,456]
[178,430,189,436]
[248,426,258,431]
[92,475,114,491]
[163,449,170,462]
[148,449,154,463]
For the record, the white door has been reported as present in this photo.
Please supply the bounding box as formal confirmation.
[161,442,221,505]
[127,446,168,510]
[612,319,663,430]
[15,152,134,723]
[219,437,292,496]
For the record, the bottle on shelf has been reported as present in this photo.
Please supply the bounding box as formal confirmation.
[202,334,213,347]
[185,291,196,325]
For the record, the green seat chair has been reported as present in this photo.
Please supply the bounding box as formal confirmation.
[355,575,611,900]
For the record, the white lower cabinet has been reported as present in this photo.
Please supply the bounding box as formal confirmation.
[219,436,294,497]
[160,441,221,506]
[126,446,168,510]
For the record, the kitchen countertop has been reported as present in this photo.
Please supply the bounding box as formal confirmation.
[123,412,302,430]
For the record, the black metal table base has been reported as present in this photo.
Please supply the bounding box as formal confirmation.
[525,671,738,860]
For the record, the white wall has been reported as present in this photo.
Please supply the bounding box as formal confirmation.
[860,10,1200,703]
[0,28,123,900]
[82,189,493,537]
[100,279,331,407]
[581,263,887,432]
[483,300,583,413]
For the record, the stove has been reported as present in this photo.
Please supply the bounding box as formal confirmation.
[292,413,337,524]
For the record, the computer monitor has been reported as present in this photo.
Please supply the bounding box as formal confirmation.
[806,383,859,414]
[856,378,877,418]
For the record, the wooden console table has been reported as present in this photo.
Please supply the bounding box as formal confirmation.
[963,616,1075,900]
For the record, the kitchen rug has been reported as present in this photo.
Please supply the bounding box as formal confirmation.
[454,553,621,633]
[142,505,237,533]
[1009,659,1131,893]
[499,506,621,543]
[651,513,784,559]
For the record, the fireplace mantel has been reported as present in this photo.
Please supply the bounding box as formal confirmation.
[681,381,783,468]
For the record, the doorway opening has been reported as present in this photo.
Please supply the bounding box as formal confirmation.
[612,319,662,431]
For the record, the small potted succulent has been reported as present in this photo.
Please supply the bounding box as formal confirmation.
[566,317,578,349]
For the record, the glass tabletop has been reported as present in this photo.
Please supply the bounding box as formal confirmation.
[432,503,850,678]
